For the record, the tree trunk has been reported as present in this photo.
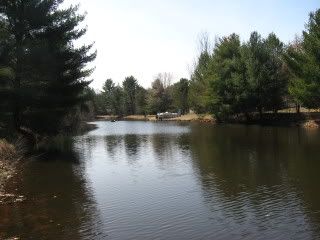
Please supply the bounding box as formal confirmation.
[258,106,263,120]
[245,112,251,122]
[296,104,301,114]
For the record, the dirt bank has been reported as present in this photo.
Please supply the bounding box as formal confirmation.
[96,114,215,123]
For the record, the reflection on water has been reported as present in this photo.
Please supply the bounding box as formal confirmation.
[185,125,320,239]
[0,153,106,240]
[1,121,320,239]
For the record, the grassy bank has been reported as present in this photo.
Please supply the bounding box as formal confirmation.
[167,113,215,123]
[95,112,320,129]
[96,113,215,123]
[224,112,320,129]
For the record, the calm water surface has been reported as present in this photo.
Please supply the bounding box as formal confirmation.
[1,121,320,239]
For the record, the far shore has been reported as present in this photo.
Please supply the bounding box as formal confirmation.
[95,111,320,129]
[96,113,215,123]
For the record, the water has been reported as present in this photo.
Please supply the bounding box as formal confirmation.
[1,121,320,240]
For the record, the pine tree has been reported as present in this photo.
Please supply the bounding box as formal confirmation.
[123,76,138,115]
[102,79,116,114]
[209,33,248,118]
[263,33,288,113]
[189,50,212,113]
[0,0,96,136]
[286,9,320,109]
[172,78,189,114]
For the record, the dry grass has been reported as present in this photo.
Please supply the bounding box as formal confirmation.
[0,139,19,161]
[96,114,215,123]
[122,113,214,122]
[279,108,320,113]
[168,113,215,123]
[96,115,118,120]
[124,115,157,121]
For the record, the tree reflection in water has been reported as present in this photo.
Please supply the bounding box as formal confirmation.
[0,151,105,240]
[2,122,320,240]
[183,124,320,239]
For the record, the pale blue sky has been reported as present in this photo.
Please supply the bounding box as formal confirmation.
[66,0,319,89]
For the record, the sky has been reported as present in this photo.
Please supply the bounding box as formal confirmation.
[65,0,319,90]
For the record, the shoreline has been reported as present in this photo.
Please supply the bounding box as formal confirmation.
[95,113,320,129]
[96,113,215,123]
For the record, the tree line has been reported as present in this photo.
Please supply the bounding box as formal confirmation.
[93,73,190,116]
[1,0,320,141]
[95,9,320,120]
[189,9,320,120]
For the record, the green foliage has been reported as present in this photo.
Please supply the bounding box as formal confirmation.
[0,0,96,136]
[242,32,288,115]
[209,34,247,118]
[93,92,108,115]
[172,78,190,114]
[189,50,212,113]
[285,9,320,109]
[148,77,173,114]
[94,74,188,116]
[136,86,148,115]
[95,77,148,116]
[196,31,289,119]
[98,79,124,116]
[123,76,138,115]
[263,33,289,111]
[102,79,116,112]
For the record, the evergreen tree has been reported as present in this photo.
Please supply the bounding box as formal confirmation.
[189,49,212,113]
[242,32,269,117]
[0,0,96,136]
[123,76,138,115]
[209,34,248,118]
[285,37,305,113]
[112,85,124,116]
[286,9,320,109]
[207,32,288,119]
[263,33,288,113]
[136,85,148,115]
[172,78,190,114]
[102,79,116,114]
[242,32,288,117]
[98,79,124,116]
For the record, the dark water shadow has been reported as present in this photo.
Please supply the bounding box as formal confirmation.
[0,151,106,240]
[181,124,320,238]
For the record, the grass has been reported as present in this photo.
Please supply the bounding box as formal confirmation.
[97,113,214,122]
[0,139,20,161]
[278,107,320,113]
[124,115,157,121]
[169,113,214,122]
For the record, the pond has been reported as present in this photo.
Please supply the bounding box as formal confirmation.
[1,121,320,240]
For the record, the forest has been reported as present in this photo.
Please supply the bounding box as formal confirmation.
[1,0,320,148]
[93,9,320,122]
